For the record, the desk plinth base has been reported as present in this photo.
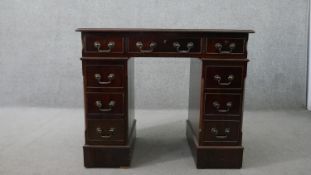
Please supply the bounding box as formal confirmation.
[186,120,243,169]
[83,120,136,168]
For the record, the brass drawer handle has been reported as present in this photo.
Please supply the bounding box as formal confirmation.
[94,73,115,85]
[173,42,194,53]
[211,128,230,139]
[96,127,115,138]
[214,74,234,86]
[212,101,232,113]
[94,41,115,53]
[136,41,157,53]
[215,41,236,53]
[95,100,116,112]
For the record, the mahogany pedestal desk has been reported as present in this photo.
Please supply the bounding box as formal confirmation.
[76,28,254,168]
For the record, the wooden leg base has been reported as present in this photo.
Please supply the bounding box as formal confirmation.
[83,120,136,168]
[186,120,243,169]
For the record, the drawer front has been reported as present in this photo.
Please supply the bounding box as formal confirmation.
[207,38,246,55]
[83,33,124,54]
[128,35,202,54]
[86,92,124,117]
[204,93,242,116]
[202,121,240,145]
[85,65,124,88]
[86,119,125,145]
[205,65,243,89]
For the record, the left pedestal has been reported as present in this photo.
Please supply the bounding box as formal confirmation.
[82,58,136,168]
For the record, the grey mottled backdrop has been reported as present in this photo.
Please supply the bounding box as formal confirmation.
[0,0,309,109]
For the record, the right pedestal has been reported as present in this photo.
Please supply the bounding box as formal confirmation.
[187,58,248,168]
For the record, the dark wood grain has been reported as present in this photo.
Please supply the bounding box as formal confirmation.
[201,121,241,146]
[80,32,250,58]
[84,33,124,53]
[204,93,242,116]
[85,92,125,117]
[85,65,125,88]
[128,33,202,53]
[205,65,243,90]
[86,119,126,145]
[186,120,243,168]
[84,120,136,167]
[77,28,253,169]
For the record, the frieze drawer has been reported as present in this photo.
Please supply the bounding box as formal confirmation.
[128,34,202,54]
[83,33,124,54]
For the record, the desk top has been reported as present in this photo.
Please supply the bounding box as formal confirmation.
[76,28,255,33]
